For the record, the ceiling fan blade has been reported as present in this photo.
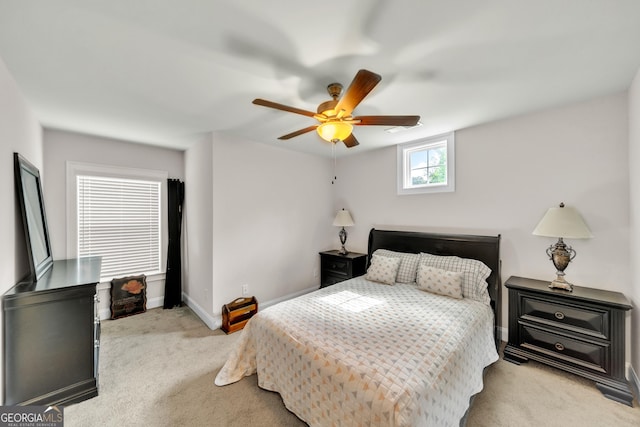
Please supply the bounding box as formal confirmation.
[342,134,360,148]
[278,125,318,140]
[354,115,421,126]
[253,98,316,118]
[334,69,381,116]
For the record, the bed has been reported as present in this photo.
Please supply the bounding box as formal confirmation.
[215,228,501,426]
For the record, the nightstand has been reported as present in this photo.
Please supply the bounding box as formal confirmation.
[319,250,367,288]
[503,276,633,406]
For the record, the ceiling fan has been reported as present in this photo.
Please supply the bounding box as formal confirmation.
[252,69,420,148]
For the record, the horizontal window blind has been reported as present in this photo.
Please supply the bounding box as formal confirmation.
[77,175,161,280]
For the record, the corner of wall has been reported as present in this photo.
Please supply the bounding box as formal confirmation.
[629,363,640,402]
[0,54,44,405]
[184,284,319,332]
[629,65,640,401]
[183,292,219,330]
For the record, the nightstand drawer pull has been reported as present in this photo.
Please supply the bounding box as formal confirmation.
[554,342,565,351]
[554,311,565,320]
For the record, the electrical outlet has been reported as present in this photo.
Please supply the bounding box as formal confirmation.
[242,284,249,296]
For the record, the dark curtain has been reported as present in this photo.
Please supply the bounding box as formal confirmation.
[164,178,184,309]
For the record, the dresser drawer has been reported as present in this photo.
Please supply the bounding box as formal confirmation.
[521,295,609,339]
[520,324,609,374]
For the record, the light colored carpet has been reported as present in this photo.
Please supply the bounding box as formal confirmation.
[65,307,640,426]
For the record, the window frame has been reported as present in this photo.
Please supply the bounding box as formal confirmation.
[397,132,456,195]
[66,161,168,281]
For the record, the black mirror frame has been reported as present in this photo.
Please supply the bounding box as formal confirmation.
[14,152,53,280]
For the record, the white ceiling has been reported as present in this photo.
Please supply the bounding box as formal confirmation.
[1,0,640,157]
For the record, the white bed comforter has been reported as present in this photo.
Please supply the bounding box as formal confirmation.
[215,277,499,426]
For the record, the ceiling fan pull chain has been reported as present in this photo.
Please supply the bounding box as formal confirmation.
[331,143,337,184]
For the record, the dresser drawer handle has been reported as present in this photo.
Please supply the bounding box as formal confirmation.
[554,342,565,351]
[554,311,565,320]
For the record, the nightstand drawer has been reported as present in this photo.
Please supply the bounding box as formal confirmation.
[322,274,346,287]
[520,324,608,374]
[323,258,350,276]
[521,296,608,339]
[319,251,368,288]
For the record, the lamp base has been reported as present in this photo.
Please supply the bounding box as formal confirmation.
[545,238,576,292]
[338,227,348,255]
[549,275,573,291]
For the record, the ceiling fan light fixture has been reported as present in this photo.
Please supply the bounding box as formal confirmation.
[317,122,353,143]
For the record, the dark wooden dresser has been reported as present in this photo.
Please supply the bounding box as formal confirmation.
[503,275,633,406]
[319,250,367,288]
[3,257,102,406]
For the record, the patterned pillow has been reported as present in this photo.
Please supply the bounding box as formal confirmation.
[365,254,401,285]
[373,249,420,283]
[416,265,464,299]
[419,253,492,305]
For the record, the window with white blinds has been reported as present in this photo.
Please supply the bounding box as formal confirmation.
[77,175,161,280]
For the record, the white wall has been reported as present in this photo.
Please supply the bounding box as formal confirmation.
[0,56,43,403]
[334,93,630,341]
[183,134,214,321]
[183,132,335,328]
[628,67,640,395]
[43,129,185,316]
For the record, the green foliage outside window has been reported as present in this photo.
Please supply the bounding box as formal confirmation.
[411,146,447,185]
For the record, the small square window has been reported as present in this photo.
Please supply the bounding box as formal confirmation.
[397,132,455,195]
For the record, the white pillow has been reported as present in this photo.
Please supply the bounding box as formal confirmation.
[373,249,420,283]
[416,264,464,299]
[365,255,401,285]
[419,253,492,305]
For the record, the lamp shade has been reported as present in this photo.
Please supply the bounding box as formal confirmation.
[333,209,354,227]
[317,122,353,142]
[532,203,593,239]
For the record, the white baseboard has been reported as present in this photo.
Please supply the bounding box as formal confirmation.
[98,275,317,328]
[498,326,507,343]
[184,285,320,331]
[629,363,640,401]
[182,292,220,330]
[260,285,319,310]
[98,295,164,319]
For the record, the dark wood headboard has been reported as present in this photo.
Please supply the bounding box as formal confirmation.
[367,228,502,348]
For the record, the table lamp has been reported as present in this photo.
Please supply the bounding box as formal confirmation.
[532,202,593,291]
[333,209,354,255]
